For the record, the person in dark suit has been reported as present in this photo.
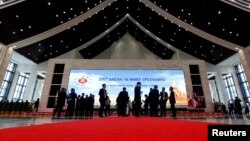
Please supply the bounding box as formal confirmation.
[117,87,129,116]
[143,94,149,116]
[134,82,142,117]
[160,87,168,117]
[99,84,107,117]
[169,87,176,117]
[149,85,159,117]
[66,88,77,118]
[53,88,67,118]
[89,94,95,118]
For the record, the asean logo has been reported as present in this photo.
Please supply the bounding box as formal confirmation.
[78,76,88,84]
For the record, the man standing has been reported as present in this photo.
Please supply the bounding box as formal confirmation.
[150,85,160,117]
[169,87,176,117]
[160,87,168,117]
[99,84,107,117]
[134,82,142,117]
[117,87,129,116]
[53,88,67,118]
[66,88,77,118]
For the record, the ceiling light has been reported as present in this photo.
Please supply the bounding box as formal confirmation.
[218,11,221,15]
[12,31,16,34]
[236,33,239,36]
[28,25,32,29]
[20,29,23,32]
[234,18,237,21]
[55,14,59,17]
[70,8,73,11]
[48,2,51,6]
[16,15,19,18]
[208,22,210,25]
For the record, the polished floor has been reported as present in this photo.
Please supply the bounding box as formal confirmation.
[0,115,250,129]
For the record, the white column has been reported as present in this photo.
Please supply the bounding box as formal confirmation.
[0,45,14,91]
[23,67,38,101]
[214,72,228,103]
[238,47,250,87]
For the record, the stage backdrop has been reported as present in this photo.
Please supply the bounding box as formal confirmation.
[67,69,188,106]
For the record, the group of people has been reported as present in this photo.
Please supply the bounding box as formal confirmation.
[220,96,249,117]
[53,88,96,118]
[52,82,177,118]
[133,82,176,117]
[102,82,177,118]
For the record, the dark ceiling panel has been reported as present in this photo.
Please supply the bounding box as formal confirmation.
[149,0,250,47]
[0,0,238,65]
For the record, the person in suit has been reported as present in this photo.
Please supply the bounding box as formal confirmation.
[143,94,149,116]
[169,87,176,117]
[66,88,77,118]
[105,95,111,116]
[89,94,95,118]
[53,88,67,118]
[160,87,168,117]
[99,84,107,117]
[117,87,129,116]
[149,85,159,117]
[134,82,142,117]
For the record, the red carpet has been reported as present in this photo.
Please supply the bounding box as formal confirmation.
[0,117,215,141]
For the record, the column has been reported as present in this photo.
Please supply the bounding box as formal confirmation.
[0,44,14,86]
[238,47,250,87]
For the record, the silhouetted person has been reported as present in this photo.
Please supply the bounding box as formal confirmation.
[132,101,135,116]
[32,98,40,117]
[105,95,111,116]
[143,94,149,116]
[245,104,249,115]
[53,88,67,118]
[75,95,81,118]
[117,87,129,116]
[228,100,234,116]
[160,87,168,117]
[99,84,107,117]
[79,93,85,118]
[89,94,95,118]
[134,82,142,117]
[149,85,159,117]
[234,97,242,115]
[66,88,77,118]
[221,103,228,114]
[169,87,176,117]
